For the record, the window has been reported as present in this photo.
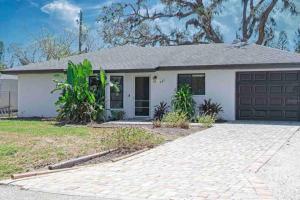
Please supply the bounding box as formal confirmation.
[178,74,205,95]
[89,76,99,93]
[110,76,123,109]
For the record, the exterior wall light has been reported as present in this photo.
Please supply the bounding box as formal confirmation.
[153,75,158,83]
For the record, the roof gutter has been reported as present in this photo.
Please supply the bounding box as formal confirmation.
[2,68,157,74]
[157,62,300,71]
[1,69,65,75]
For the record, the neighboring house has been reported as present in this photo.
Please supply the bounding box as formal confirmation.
[3,43,300,121]
[0,74,18,111]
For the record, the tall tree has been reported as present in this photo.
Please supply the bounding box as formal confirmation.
[7,43,39,66]
[0,41,5,69]
[294,28,300,53]
[35,29,75,60]
[8,29,76,66]
[98,0,226,46]
[241,0,298,45]
[97,0,298,47]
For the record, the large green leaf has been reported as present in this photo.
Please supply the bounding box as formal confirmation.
[52,59,107,123]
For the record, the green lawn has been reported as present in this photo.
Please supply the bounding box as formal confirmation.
[0,119,164,179]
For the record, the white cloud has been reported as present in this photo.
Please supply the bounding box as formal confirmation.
[27,0,39,7]
[41,0,81,28]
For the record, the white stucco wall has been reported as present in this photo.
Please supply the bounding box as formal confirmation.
[106,70,235,120]
[107,68,299,121]
[17,68,299,120]
[17,73,64,118]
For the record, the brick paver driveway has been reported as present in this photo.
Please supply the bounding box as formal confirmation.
[3,122,300,200]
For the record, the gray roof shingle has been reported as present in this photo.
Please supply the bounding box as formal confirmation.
[3,43,300,73]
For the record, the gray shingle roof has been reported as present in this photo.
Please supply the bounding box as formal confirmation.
[3,43,300,74]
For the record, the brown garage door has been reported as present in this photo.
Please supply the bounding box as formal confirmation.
[236,71,300,121]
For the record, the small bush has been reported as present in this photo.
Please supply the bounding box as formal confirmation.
[199,99,223,117]
[154,101,169,121]
[197,115,216,128]
[172,84,195,120]
[152,120,162,128]
[107,128,164,151]
[110,110,125,121]
[162,112,189,129]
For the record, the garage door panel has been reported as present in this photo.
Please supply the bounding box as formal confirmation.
[285,97,298,105]
[239,110,253,118]
[270,86,282,94]
[238,72,252,81]
[285,111,298,119]
[254,110,268,118]
[254,85,267,93]
[239,97,252,106]
[239,85,252,94]
[236,71,300,121]
[254,72,267,81]
[269,110,284,119]
[286,85,299,94]
[269,97,283,106]
[254,97,267,106]
[285,72,299,81]
[270,72,283,81]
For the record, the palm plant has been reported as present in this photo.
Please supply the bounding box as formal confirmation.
[171,84,195,120]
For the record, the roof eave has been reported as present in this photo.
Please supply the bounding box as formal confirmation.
[157,62,300,71]
[1,69,65,74]
[1,62,299,74]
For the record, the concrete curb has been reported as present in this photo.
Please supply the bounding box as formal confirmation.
[48,149,117,170]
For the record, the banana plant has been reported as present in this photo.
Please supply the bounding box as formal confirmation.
[52,59,109,123]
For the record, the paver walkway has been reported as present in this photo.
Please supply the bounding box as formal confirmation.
[258,130,300,200]
[2,122,299,200]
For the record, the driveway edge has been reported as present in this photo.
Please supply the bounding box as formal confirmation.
[246,127,299,200]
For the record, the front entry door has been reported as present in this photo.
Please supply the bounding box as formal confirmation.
[135,77,150,116]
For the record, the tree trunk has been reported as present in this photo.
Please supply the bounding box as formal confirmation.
[256,0,278,45]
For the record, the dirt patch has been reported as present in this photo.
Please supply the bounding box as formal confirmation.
[143,126,206,139]
[55,124,206,169]
[91,123,206,141]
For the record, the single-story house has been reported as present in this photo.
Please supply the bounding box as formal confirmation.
[0,74,18,111]
[3,43,300,121]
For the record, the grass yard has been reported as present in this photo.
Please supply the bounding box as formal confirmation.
[0,119,164,179]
